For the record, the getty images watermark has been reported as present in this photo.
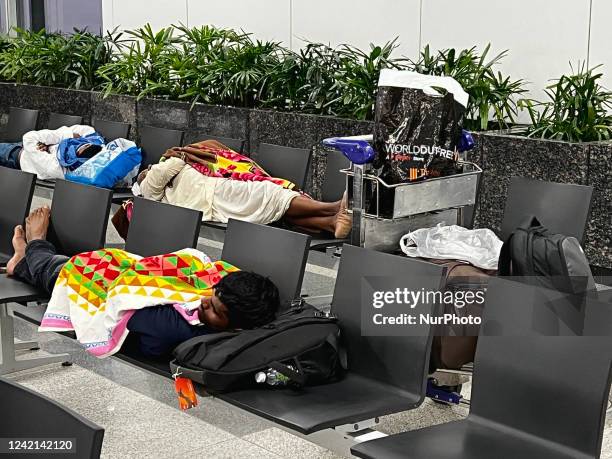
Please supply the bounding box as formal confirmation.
[361,276,486,337]
[371,288,484,326]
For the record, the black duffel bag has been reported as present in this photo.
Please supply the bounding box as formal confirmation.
[169,304,347,393]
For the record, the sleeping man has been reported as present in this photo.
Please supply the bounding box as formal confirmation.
[136,144,352,239]
[6,207,279,358]
[0,124,102,180]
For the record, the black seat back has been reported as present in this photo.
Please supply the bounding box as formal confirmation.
[4,107,39,142]
[0,167,36,258]
[47,180,112,256]
[47,113,83,130]
[0,376,104,458]
[330,245,446,393]
[192,134,245,154]
[125,197,202,257]
[93,119,131,141]
[139,125,184,170]
[222,219,311,308]
[501,177,593,242]
[473,277,612,457]
[321,149,350,202]
[255,143,311,189]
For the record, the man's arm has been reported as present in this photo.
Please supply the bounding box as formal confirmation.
[139,157,186,201]
[126,305,211,357]
[22,127,71,152]
[70,125,96,137]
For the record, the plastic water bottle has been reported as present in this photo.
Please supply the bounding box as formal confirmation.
[255,367,293,386]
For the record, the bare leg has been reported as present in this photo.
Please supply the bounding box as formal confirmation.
[284,196,340,219]
[6,226,26,275]
[285,215,337,234]
[284,193,351,238]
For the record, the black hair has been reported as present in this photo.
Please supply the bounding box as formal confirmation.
[214,271,280,329]
[79,144,103,158]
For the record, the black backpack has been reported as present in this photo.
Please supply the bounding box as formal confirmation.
[498,216,595,295]
[169,304,347,393]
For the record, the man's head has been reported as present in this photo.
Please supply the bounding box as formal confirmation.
[199,271,280,330]
[76,143,103,158]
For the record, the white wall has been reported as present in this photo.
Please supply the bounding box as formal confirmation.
[291,0,420,57]
[102,0,187,32]
[188,0,291,44]
[102,0,604,103]
[589,0,612,89]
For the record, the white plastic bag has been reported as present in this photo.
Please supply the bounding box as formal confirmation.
[399,224,503,270]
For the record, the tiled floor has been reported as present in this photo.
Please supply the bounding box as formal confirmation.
[5,191,612,458]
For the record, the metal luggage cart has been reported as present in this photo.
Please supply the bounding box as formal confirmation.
[324,135,482,253]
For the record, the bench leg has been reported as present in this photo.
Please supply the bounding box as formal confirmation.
[300,419,387,457]
[0,303,70,376]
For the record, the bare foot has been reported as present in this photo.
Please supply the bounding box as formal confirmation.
[25,206,51,242]
[334,210,352,239]
[6,225,26,275]
[332,191,351,238]
[339,191,348,214]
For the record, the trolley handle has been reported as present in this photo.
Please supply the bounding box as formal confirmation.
[322,137,376,165]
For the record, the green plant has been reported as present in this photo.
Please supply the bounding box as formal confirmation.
[261,40,406,120]
[196,35,285,107]
[0,34,11,54]
[331,40,407,120]
[0,25,527,126]
[261,42,342,114]
[518,64,612,142]
[97,24,183,99]
[0,28,116,89]
[173,24,249,105]
[411,44,526,130]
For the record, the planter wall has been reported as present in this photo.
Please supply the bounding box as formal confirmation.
[472,132,612,268]
[0,83,371,197]
[0,83,92,129]
[137,98,251,151]
[248,109,372,199]
[91,93,137,141]
[2,83,611,268]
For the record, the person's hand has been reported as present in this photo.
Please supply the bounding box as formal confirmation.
[73,133,81,139]
[36,142,49,152]
[162,149,187,161]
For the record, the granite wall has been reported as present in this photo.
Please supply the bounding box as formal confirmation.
[0,83,371,197]
[0,83,92,129]
[471,132,612,268]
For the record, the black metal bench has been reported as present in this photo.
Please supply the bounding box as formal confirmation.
[0,376,104,458]
[0,167,36,265]
[0,106,39,142]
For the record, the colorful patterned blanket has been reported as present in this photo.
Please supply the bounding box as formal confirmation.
[40,248,238,358]
[174,140,298,190]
